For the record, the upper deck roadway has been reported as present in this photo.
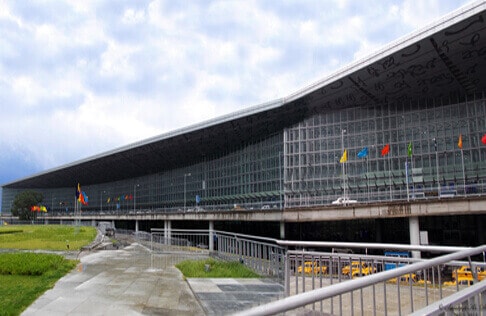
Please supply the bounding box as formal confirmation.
[45,196,486,223]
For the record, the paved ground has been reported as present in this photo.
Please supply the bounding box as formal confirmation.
[22,243,284,316]
[188,278,284,315]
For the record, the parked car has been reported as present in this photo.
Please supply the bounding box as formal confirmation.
[297,261,327,275]
[332,197,358,205]
[342,261,376,278]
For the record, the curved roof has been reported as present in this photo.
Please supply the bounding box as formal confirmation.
[5,1,486,189]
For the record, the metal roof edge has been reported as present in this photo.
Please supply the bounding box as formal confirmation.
[283,0,486,104]
[1,98,285,188]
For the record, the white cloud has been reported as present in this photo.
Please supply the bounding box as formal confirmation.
[0,0,473,185]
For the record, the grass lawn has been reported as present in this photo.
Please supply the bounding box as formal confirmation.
[0,225,97,250]
[0,225,97,315]
[0,253,78,315]
[176,258,260,278]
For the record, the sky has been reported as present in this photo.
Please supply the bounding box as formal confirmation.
[0,0,475,201]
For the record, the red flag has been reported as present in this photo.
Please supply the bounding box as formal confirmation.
[482,134,486,145]
[458,134,463,149]
[381,144,390,156]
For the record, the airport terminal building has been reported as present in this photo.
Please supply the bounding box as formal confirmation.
[2,2,486,245]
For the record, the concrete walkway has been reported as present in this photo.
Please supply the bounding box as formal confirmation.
[22,243,284,315]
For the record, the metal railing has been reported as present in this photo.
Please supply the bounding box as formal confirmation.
[149,229,286,279]
[215,231,285,278]
[235,244,486,316]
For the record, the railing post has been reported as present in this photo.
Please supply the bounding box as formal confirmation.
[209,221,214,252]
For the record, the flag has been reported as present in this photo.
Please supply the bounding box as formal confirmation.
[340,149,348,163]
[357,147,368,158]
[458,134,463,149]
[381,144,390,156]
[31,206,40,212]
[407,142,413,157]
[482,133,486,145]
[80,192,88,205]
[40,206,47,212]
[76,183,88,205]
[107,197,111,203]
[76,183,81,200]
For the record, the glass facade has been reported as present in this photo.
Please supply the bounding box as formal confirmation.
[2,96,486,214]
[284,95,486,207]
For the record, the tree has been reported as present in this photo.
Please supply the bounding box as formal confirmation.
[12,190,44,221]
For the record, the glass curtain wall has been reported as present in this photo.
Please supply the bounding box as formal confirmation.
[2,132,285,214]
[284,96,486,207]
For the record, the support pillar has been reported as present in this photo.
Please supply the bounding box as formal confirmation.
[91,219,96,227]
[164,220,171,245]
[135,220,139,232]
[280,221,285,239]
[60,219,63,225]
[111,220,115,229]
[209,221,214,251]
[409,216,421,259]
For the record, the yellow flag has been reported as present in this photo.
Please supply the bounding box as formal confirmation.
[340,149,348,163]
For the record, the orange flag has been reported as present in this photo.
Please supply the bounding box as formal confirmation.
[458,134,463,149]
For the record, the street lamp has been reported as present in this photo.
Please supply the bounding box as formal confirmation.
[134,184,140,213]
[433,138,440,199]
[100,190,106,213]
[184,173,192,211]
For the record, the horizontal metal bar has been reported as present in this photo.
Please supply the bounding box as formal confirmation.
[233,245,486,316]
[409,279,486,316]
[278,240,471,253]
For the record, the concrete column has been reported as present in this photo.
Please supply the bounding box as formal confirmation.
[280,221,285,239]
[111,220,115,228]
[44,218,48,225]
[209,221,214,251]
[409,216,421,259]
[91,219,96,227]
[60,219,63,225]
[135,220,139,232]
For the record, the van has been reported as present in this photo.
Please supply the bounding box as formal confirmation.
[440,190,457,198]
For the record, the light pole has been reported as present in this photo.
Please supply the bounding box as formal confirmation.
[433,138,440,199]
[100,190,105,213]
[134,184,140,213]
[184,173,191,211]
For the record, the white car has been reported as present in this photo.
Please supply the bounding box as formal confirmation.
[332,197,358,205]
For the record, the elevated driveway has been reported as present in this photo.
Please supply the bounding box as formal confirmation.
[47,196,486,223]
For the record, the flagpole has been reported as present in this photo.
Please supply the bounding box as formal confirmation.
[388,154,392,200]
[341,129,346,199]
[461,148,466,195]
[406,159,410,202]
[366,157,369,202]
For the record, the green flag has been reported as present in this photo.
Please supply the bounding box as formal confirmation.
[407,142,413,157]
